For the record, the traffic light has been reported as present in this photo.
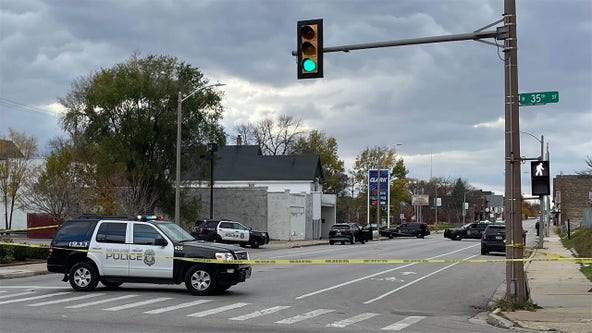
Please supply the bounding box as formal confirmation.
[297,19,323,79]
[531,160,550,196]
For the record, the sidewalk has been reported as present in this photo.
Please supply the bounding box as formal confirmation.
[1,235,590,332]
[488,233,592,333]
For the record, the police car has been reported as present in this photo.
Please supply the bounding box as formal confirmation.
[191,219,269,248]
[47,215,252,295]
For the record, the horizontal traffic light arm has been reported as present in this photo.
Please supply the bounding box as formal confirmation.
[291,29,500,56]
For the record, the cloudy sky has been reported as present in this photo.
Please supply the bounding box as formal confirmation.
[1,0,591,196]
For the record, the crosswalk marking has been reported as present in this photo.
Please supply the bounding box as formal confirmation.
[144,299,212,314]
[275,309,335,324]
[28,293,105,306]
[327,312,380,328]
[381,316,425,331]
[65,294,139,308]
[102,297,171,311]
[0,291,427,331]
[0,292,71,305]
[0,291,35,300]
[229,305,291,321]
[187,302,250,317]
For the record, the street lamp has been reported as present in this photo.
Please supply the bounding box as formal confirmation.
[175,83,226,225]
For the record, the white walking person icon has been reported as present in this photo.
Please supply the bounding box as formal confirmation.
[535,162,545,176]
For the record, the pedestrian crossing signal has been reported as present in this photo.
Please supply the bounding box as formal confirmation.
[531,161,550,196]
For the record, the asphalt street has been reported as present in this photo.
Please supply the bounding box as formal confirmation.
[0,225,545,333]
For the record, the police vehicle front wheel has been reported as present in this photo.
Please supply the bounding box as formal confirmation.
[185,265,216,296]
[69,262,99,292]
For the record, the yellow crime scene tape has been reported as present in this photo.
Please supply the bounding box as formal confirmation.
[1,225,590,265]
[0,241,590,265]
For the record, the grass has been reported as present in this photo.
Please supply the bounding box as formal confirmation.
[559,227,592,283]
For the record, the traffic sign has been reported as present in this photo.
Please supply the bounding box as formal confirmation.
[519,91,559,106]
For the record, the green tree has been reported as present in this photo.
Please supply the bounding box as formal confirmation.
[59,53,225,221]
[292,130,345,194]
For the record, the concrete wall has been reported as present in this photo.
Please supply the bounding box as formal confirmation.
[268,191,307,240]
[189,187,268,232]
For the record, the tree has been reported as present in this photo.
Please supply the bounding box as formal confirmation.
[233,115,303,155]
[291,130,345,194]
[19,145,95,222]
[576,155,592,176]
[0,129,38,230]
[59,53,225,220]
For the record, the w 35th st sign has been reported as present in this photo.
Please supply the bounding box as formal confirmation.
[368,169,389,205]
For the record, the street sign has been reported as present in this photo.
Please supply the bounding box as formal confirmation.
[519,91,559,106]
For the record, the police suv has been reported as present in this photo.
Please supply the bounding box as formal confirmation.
[47,215,252,295]
[191,219,269,249]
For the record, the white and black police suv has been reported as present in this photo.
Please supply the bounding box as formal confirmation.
[47,215,252,295]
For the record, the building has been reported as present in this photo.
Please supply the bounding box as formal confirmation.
[185,143,337,241]
[552,174,592,227]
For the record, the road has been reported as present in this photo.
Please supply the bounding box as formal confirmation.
[0,220,539,333]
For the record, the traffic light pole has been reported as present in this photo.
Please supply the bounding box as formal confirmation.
[296,0,526,309]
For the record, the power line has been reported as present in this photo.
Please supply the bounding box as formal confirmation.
[0,97,59,117]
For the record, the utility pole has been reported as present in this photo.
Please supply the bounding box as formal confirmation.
[503,0,526,309]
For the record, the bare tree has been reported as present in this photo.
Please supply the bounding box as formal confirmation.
[576,155,592,176]
[233,115,303,155]
[0,129,38,230]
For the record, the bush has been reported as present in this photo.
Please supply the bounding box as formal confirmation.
[0,236,48,263]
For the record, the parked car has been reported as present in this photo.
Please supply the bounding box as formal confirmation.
[328,223,367,245]
[380,222,430,238]
[444,221,490,240]
[481,224,506,255]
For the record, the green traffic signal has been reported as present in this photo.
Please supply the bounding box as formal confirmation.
[302,58,317,72]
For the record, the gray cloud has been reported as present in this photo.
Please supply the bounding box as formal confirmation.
[1,0,590,196]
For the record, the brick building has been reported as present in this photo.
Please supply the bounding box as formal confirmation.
[552,174,592,226]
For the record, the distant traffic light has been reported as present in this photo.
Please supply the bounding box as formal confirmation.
[531,161,550,196]
[297,19,323,79]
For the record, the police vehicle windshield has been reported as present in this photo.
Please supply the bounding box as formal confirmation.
[156,222,195,242]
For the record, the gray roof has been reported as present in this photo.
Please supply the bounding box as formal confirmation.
[185,145,324,182]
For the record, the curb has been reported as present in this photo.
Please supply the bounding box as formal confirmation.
[486,310,515,329]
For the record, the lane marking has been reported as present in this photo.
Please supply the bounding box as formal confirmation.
[382,316,425,331]
[144,299,212,314]
[102,297,171,311]
[327,312,380,328]
[275,309,335,324]
[296,244,479,299]
[28,293,105,306]
[0,290,35,299]
[187,302,249,317]
[364,254,480,304]
[229,305,291,320]
[0,292,71,305]
[65,294,139,308]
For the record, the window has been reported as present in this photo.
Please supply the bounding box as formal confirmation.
[96,222,127,243]
[133,224,162,245]
[219,222,233,229]
[54,221,94,242]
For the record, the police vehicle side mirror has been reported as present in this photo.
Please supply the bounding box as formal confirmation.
[154,237,168,246]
